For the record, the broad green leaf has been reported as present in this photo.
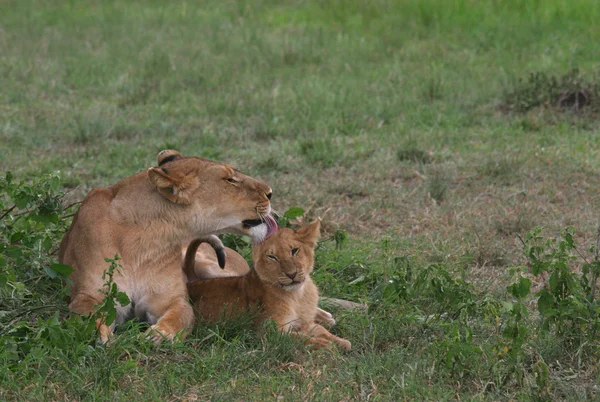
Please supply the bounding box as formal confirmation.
[105,308,117,326]
[5,246,22,259]
[14,194,31,209]
[116,292,130,306]
[501,301,513,312]
[10,232,24,243]
[49,175,60,190]
[50,263,74,277]
[283,207,304,219]
[548,271,559,293]
[42,236,53,251]
[509,276,531,299]
[537,291,554,314]
[44,266,58,279]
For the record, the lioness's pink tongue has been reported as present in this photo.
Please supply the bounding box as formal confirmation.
[265,215,278,239]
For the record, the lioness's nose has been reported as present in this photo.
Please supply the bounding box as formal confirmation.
[286,272,296,280]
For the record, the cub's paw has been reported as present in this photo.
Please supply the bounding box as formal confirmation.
[307,337,333,351]
[315,308,336,327]
[337,339,351,351]
[146,324,175,344]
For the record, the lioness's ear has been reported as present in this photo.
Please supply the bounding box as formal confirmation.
[157,149,183,166]
[148,167,192,204]
[296,218,321,246]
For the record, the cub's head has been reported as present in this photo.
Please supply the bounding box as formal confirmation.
[147,150,276,242]
[252,219,320,292]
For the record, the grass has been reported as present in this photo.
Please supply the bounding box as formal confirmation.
[2,0,600,399]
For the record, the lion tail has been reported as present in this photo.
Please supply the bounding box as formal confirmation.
[183,235,226,282]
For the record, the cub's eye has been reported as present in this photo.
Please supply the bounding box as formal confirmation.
[226,178,238,184]
[267,255,279,261]
[291,248,300,256]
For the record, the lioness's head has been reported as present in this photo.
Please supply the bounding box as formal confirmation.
[252,219,320,292]
[148,150,276,242]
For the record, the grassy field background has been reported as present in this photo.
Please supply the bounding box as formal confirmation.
[2,0,600,400]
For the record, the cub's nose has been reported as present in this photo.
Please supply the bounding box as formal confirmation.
[266,191,272,200]
[286,272,296,280]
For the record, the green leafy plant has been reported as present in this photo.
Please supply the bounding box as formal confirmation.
[333,229,349,250]
[496,267,531,386]
[532,360,551,400]
[0,172,133,371]
[276,206,305,228]
[437,316,483,379]
[1,172,78,358]
[298,138,344,168]
[0,172,102,370]
[504,69,600,113]
[0,171,73,290]
[520,226,600,343]
[382,259,478,317]
[93,255,130,328]
[220,233,252,253]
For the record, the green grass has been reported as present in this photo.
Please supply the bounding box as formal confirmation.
[2,0,600,400]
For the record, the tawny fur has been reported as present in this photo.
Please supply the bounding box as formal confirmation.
[185,220,351,351]
[59,150,273,343]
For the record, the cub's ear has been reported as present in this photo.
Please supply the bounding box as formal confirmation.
[157,149,183,166]
[296,218,321,246]
[147,167,196,204]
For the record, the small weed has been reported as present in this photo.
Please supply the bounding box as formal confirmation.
[298,138,344,168]
[253,129,282,142]
[520,226,600,343]
[426,167,451,202]
[118,50,172,107]
[276,206,305,228]
[495,210,534,237]
[422,75,444,102]
[504,69,600,114]
[396,144,432,164]
[220,233,252,255]
[470,233,507,267]
[110,121,140,141]
[93,255,130,328]
[255,155,281,174]
[478,156,521,185]
[72,111,115,145]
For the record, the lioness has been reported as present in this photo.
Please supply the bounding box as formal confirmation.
[59,150,274,343]
[184,219,351,351]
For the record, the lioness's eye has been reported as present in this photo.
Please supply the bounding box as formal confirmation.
[267,255,279,261]
[226,178,238,184]
[291,248,300,256]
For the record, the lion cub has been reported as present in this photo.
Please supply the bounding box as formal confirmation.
[184,219,351,351]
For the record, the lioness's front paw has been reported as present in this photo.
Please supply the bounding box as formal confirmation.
[98,322,113,345]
